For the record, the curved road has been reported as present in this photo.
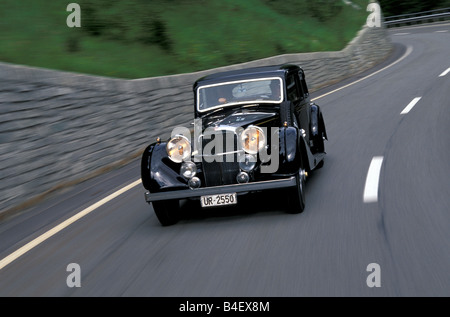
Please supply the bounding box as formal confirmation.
[0,23,449,297]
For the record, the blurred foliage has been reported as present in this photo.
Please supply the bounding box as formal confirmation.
[80,0,172,51]
[0,0,372,78]
[307,0,344,22]
[264,0,344,22]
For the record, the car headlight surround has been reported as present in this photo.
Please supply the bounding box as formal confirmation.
[166,135,191,163]
[239,154,257,172]
[180,161,197,179]
[240,126,266,154]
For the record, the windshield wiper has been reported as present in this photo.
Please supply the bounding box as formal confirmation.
[202,107,226,117]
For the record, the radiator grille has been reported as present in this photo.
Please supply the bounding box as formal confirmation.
[201,130,240,186]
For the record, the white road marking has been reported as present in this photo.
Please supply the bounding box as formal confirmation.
[0,179,141,270]
[312,45,413,101]
[400,97,421,115]
[393,32,410,35]
[435,30,448,33]
[439,67,450,77]
[363,157,384,203]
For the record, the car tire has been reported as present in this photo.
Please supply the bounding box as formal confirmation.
[152,200,180,226]
[286,168,306,214]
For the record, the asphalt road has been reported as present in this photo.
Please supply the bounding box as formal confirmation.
[0,23,449,297]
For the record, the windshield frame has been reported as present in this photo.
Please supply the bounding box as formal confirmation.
[196,77,284,113]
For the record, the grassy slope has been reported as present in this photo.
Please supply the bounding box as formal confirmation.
[0,0,368,79]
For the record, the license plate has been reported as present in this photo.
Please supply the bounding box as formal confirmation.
[200,193,237,208]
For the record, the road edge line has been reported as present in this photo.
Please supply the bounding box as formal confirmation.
[0,179,141,270]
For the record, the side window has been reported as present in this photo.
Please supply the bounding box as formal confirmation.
[286,74,300,102]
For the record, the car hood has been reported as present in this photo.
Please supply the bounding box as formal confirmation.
[200,108,278,131]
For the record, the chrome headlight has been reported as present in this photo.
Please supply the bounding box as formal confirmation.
[166,135,191,163]
[240,126,266,154]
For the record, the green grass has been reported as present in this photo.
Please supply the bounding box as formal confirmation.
[0,0,369,79]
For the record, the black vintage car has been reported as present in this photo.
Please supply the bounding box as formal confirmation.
[141,64,327,226]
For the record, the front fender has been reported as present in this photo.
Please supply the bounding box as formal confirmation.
[277,126,315,174]
[141,142,188,193]
[141,143,154,190]
[276,127,302,174]
[310,103,327,140]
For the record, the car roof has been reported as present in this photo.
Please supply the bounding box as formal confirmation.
[194,64,301,88]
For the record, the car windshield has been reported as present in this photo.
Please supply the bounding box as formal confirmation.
[197,77,283,113]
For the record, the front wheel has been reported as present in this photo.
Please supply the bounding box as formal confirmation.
[286,168,306,214]
[152,200,180,226]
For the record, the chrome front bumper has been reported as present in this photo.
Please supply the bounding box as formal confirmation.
[145,176,296,202]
